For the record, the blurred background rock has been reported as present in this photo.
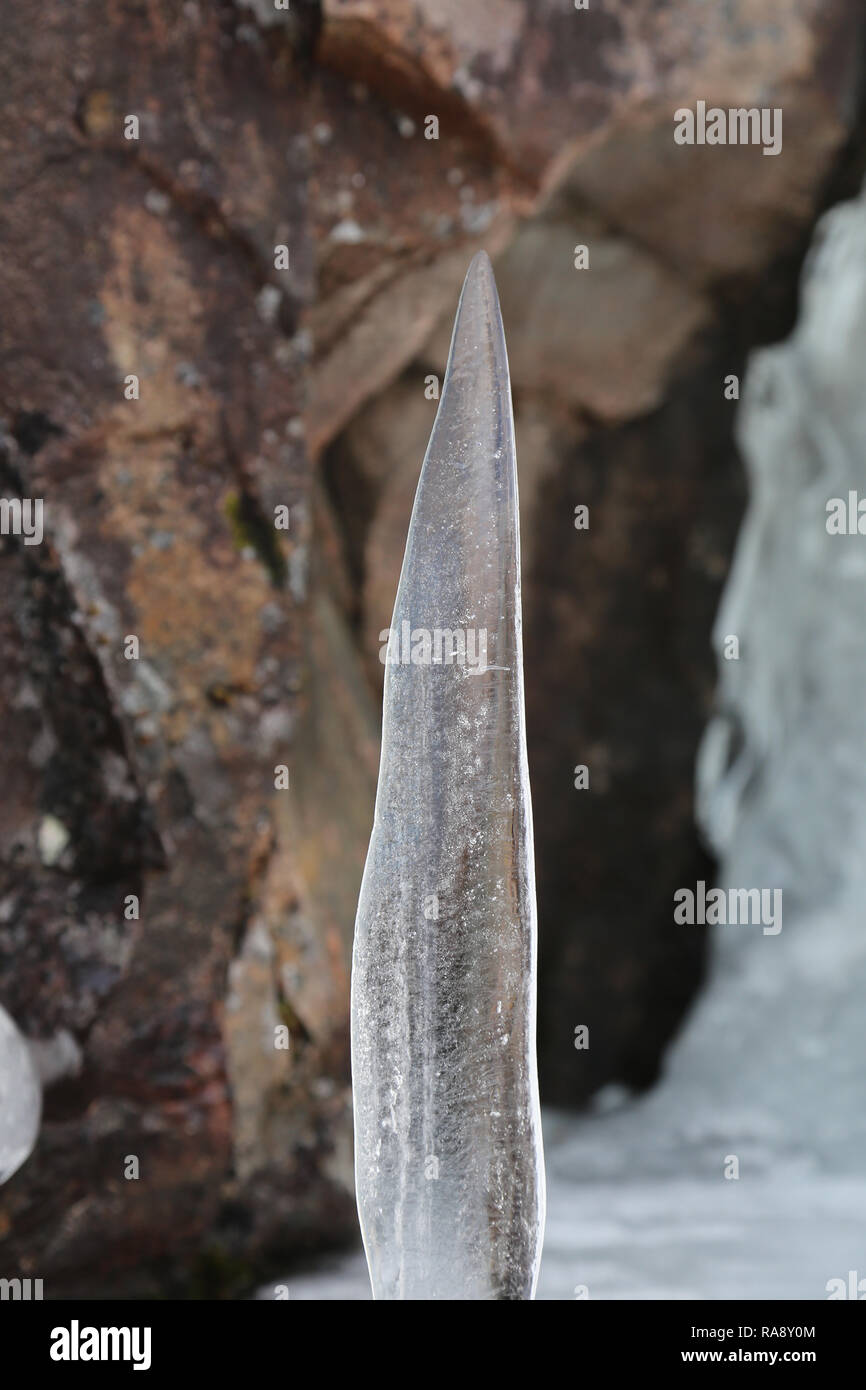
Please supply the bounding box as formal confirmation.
[1,0,864,1296]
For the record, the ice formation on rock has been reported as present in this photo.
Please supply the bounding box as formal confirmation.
[691,178,866,1176]
[536,180,866,1299]
[351,252,545,1300]
[0,1002,40,1185]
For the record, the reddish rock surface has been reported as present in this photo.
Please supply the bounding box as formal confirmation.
[0,0,347,1295]
[1,0,864,1292]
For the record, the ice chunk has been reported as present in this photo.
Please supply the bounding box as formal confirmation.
[0,1003,40,1184]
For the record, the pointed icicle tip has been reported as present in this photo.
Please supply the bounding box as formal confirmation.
[433,248,512,476]
[456,249,501,336]
[466,247,494,277]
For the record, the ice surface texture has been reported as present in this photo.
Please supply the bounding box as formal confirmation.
[350,252,545,1300]
[0,1003,40,1184]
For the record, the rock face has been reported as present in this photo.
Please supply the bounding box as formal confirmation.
[0,0,349,1296]
[0,0,865,1293]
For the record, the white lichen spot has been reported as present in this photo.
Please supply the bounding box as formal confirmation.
[38,814,69,866]
[144,189,171,217]
[256,285,282,325]
[452,67,484,103]
[330,219,365,245]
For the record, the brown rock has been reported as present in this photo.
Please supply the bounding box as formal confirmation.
[424,206,712,422]
[304,67,519,455]
[2,0,866,1297]
[0,0,350,1296]
[309,0,864,452]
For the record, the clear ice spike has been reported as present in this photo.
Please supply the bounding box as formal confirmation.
[350,251,545,1300]
[0,1002,41,1185]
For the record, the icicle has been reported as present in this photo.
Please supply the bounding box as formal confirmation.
[0,1002,40,1184]
[351,252,545,1300]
